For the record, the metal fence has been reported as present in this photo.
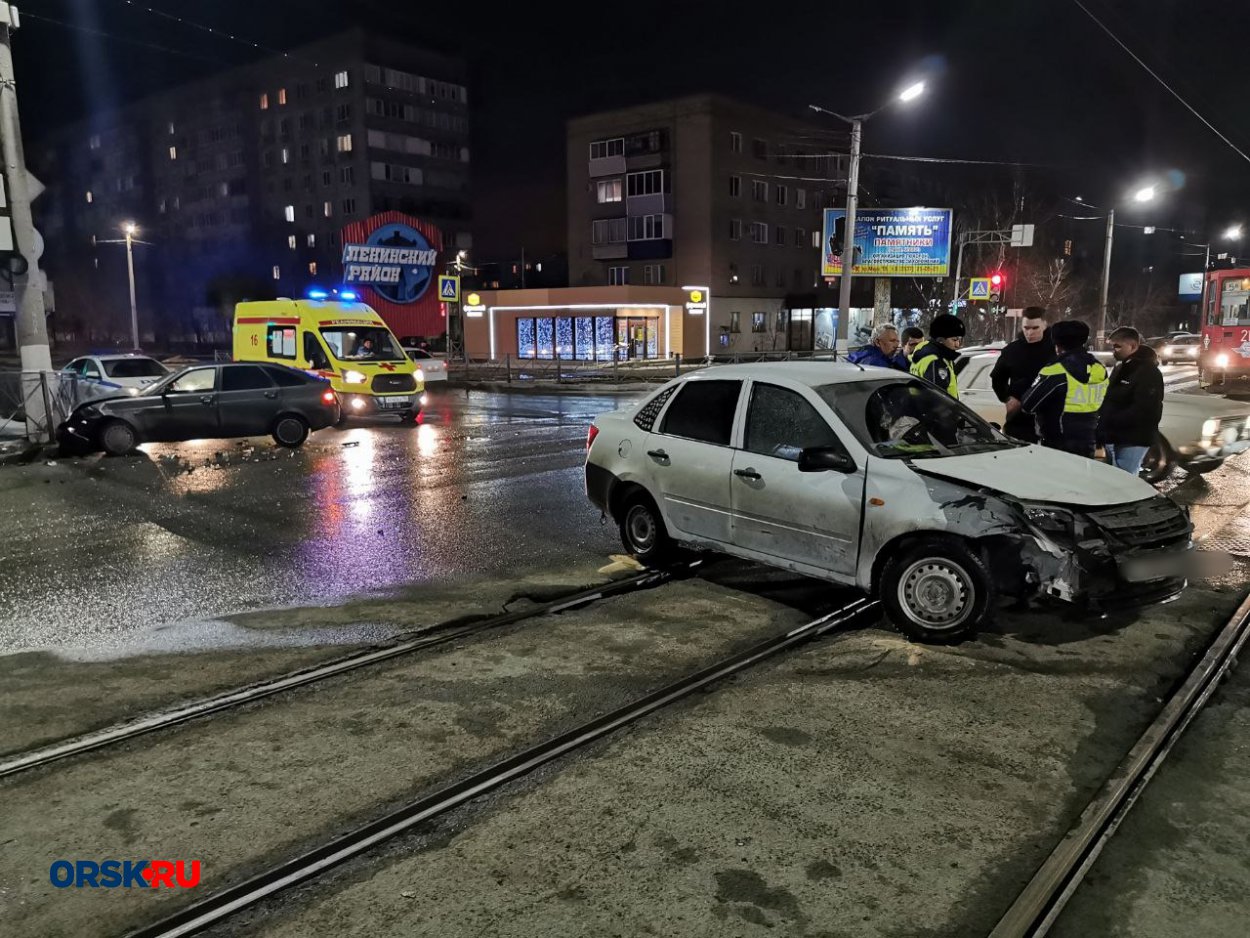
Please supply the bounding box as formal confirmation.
[451,349,842,385]
[0,371,107,443]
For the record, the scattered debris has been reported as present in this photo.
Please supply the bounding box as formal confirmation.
[597,554,645,575]
[342,441,360,448]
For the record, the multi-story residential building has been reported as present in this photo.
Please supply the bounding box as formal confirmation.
[567,94,845,351]
[33,29,470,347]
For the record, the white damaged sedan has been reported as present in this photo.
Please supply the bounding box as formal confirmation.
[585,363,1192,643]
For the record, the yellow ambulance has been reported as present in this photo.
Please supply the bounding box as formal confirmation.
[233,294,426,419]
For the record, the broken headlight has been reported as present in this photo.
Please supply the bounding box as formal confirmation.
[1017,502,1078,539]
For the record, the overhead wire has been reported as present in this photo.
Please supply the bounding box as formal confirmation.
[23,11,226,65]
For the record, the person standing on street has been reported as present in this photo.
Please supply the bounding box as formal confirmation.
[1020,320,1109,457]
[991,306,1055,443]
[848,323,908,370]
[909,314,966,398]
[1100,326,1165,475]
[900,326,925,364]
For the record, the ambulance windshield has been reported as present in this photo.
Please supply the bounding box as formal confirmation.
[320,327,405,362]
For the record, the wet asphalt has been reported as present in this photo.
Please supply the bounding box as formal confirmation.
[0,388,640,654]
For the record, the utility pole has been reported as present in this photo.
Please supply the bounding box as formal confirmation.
[1097,208,1115,345]
[0,4,52,439]
[836,119,862,338]
[124,223,139,349]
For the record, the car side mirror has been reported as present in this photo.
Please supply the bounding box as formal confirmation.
[798,446,856,473]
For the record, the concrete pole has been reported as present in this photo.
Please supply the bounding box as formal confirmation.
[873,277,891,326]
[951,234,967,313]
[125,228,139,350]
[1097,208,1115,345]
[835,118,862,353]
[0,7,52,438]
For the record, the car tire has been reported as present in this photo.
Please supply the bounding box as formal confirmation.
[618,491,675,567]
[879,538,993,644]
[1140,435,1175,484]
[272,414,309,448]
[99,420,138,456]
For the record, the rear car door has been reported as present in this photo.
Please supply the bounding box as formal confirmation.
[645,379,742,544]
[731,382,865,578]
[218,365,280,437]
[144,367,220,441]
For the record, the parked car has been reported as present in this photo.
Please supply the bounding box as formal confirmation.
[1157,334,1201,365]
[61,354,169,396]
[57,363,339,456]
[585,364,1192,644]
[403,347,448,382]
[956,350,1250,482]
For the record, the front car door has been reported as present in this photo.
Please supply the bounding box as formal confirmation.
[143,367,220,441]
[730,381,865,580]
[218,365,280,437]
[644,378,743,545]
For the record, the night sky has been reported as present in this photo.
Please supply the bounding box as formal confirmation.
[18,0,1250,259]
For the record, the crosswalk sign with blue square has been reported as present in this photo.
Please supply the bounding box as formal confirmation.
[969,278,991,300]
[438,275,460,302]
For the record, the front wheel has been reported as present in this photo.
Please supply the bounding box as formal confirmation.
[272,415,309,448]
[618,492,675,567]
[100,420,138,456]
[1140,436,1175,484]
[879,539,993,644]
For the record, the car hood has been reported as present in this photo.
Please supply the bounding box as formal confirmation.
[912,445,1158,507]
[1161,391,1250,421]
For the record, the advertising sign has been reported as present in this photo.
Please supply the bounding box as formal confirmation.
[341,212,444,337]
[822,207,953,278]
[1178,272,1204,302]
[685,289,708,314]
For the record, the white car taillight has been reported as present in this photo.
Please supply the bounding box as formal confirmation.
[587,425,600,451]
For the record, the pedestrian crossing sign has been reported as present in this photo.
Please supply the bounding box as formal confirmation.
[969,278,991,301]
[438,275,460,302]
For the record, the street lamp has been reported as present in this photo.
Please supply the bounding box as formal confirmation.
[1224,224,1243,241]
[810,80,926,347]
[1091,183,1157,345]
[122,222,139,350]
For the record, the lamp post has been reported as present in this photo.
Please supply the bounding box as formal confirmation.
[122,222,139,350]
[1093,184,1157,345]
[810,80,926,347]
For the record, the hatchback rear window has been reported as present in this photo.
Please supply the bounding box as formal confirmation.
[659,380,742,445]
[103,358,167,378]
[265,366,314,387]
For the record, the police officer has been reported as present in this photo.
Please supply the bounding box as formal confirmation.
[1019,319,1109,457]
[909,314,966,398]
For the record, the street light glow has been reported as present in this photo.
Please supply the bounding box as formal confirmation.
[1132,185,1157,203]
[122,221,138,235]
[898,81,925,103]
[1225,224,1244,240]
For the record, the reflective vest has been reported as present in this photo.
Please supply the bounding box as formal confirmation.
[1037,360,1109,413]
[910,352,959,399]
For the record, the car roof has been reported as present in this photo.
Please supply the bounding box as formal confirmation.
[685,362,903,388]
[91,353,162,361]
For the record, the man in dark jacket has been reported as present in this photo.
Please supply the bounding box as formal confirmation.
[1100,326,1165,475]
[848,323,908,370]
[1020,320,1109,456]
[909,314,965,398]
[992,306,1055,442]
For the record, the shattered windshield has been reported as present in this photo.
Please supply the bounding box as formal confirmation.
[818,379,1016,459]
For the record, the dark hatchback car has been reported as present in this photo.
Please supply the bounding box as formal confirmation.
[58,362,340,456]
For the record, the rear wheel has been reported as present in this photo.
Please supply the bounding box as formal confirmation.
[1140,435,1174,484]
[100,420,138,456]
[879,538,993,644]
[618,491,675,567]
[272,414,309,448]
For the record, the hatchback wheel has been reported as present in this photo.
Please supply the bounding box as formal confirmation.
[272,415,309,448]
[1140,435,1174,484]
[619,492,674,567]
[100,420,138,456]
[880,539,992,644]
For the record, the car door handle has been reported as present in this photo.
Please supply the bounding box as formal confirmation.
[647,449,669,463]
[734,468,762,481]
[263,391,278,399]
[199,395,215,405]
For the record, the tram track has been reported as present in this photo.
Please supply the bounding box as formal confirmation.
[122,595,880,938]
[987,589,1250,937]
[0,562,700,781]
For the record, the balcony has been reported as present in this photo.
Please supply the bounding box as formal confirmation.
[592,242,628,260]
[626,192,673,216]
[589,155,626,178]
[627,239,672,261]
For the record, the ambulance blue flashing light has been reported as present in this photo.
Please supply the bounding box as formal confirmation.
[307,288,329,300]
[340,290,359,301]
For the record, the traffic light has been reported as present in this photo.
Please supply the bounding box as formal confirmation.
[990,272,1005,289]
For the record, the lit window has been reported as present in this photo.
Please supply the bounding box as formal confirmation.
[307,233,316,247]
[281,147,290,164]
[260,93,269,110]
[596,179,622,203]
[88,134,101,150]
[278,88,287,106]
[283,205,295,223]
[334,70,350,89]
[272,265,281,279]
[168,122,175,135]
[323,201,333,217]
[336,134,353,153]
[219,182,230,197]
[169,146,177,160]
[85,191,93,204]
[288,235,297,250]
[308,261,318,275]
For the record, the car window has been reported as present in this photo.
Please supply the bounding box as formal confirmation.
[266,366,313,387]
[222,365,275,392]
[658,379,742,445]
[961,362,989,390]
[167,368,217,394]
[103,358,167,378]
[82,360,102,379]
[64,359,85,375]
[744,383,843,462]
[268,325,297,359]
[407,349,432,360]
[303,332,330,369]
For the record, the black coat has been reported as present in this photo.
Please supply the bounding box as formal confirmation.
[1100,346,1165,447]
[990,333,1056,441]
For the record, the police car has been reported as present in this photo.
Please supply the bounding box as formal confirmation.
[61,355,170,396]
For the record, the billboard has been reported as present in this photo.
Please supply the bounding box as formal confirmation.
[341,212,444,337]
[821,207,953,278]
[1178,272,1203,302]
